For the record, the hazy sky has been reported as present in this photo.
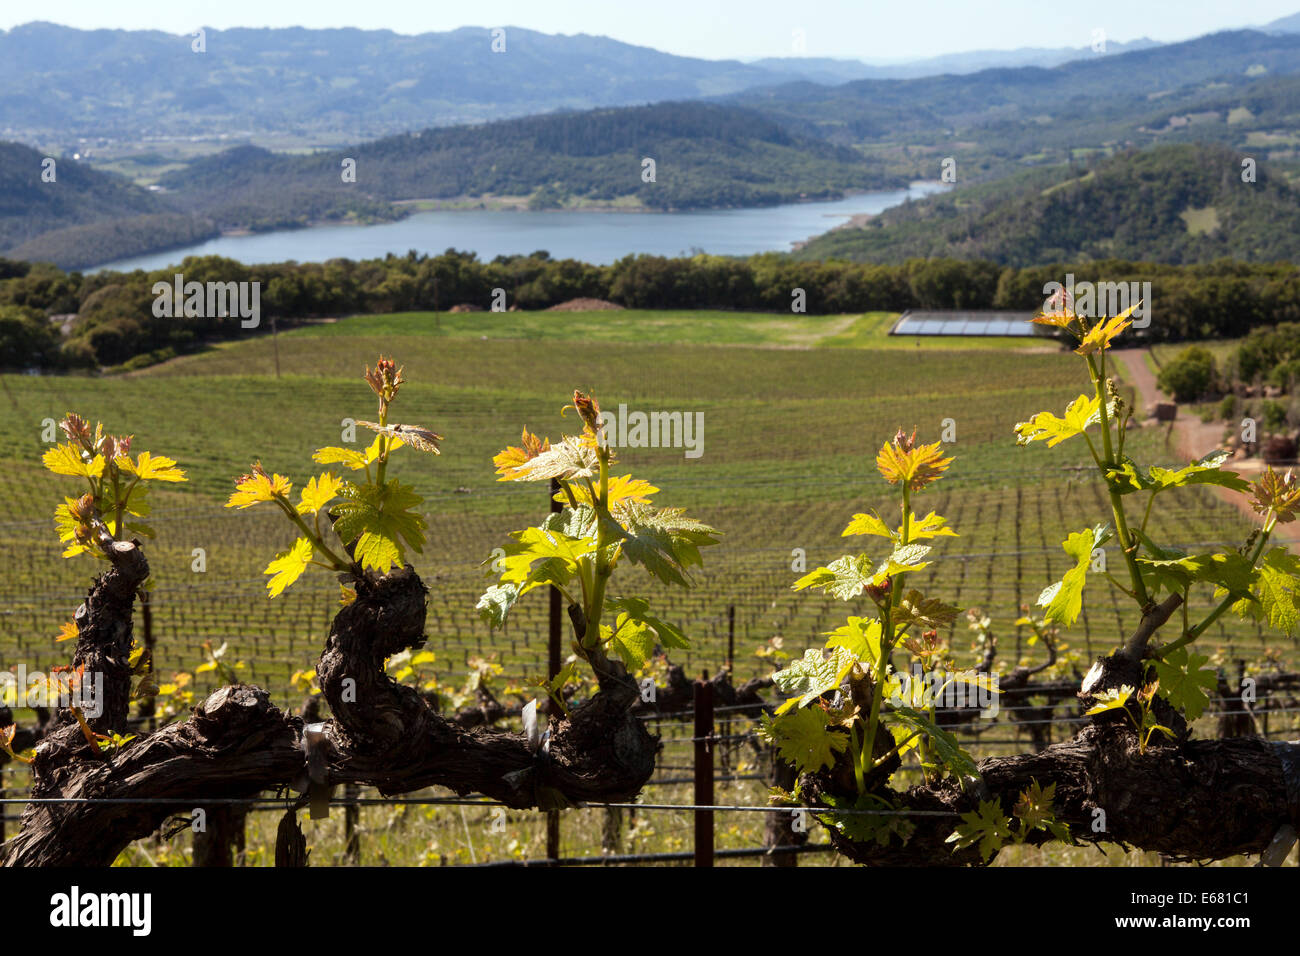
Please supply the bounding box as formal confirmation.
[3,0,1298,61]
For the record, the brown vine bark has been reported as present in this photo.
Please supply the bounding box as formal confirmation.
[0,541,658,867]
[815,720,1300,866]
[6,540,1298,868]
[806,648,1300,866]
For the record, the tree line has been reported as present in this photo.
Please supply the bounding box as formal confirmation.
[3,250,1300,369]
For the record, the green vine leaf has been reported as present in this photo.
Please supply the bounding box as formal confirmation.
[895,589,960,630]
[502,435,599,482]
[603,616,658,670]
[759,708,847,774]
[1152,647,1218,722]
[43,442,105,479]
[1084,685,1134,716]
[793,554,874,599]
[906,511,959,540]
[1109,450,1250,496]
[772,646,857,715]
[607,500,719,587]
[496,525,595,596]
[332,479,427,573]
[1237,547,1300,637]
[1012,780,1072,843]
[842,512,893,539]
[947,799,1014,862]
[476,583,519,628]
[884,705,979,780]
[1014,393,1102,448]
[823,616,882,666]
[604,596,689,650]
[1036,524,1110,627]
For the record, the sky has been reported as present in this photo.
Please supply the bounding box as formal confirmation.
[2,0,1298,61]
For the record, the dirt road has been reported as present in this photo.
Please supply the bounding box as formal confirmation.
[1109,348,1295,544]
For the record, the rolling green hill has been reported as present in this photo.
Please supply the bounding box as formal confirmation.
[796,144,1300,265]
[0,142,218,268]
[157,101,899,229]
[0,102,895,268]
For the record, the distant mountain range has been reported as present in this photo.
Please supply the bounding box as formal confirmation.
[0,20,1207,147]
[7,19,1300,150]
[1264,11,1300,32]
[728,29,1300,189]
[731,30,1300,144]
[0,22,779,144]
[746,39,1161,83]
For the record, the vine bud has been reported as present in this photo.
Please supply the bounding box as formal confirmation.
[863,577,892,604]
[571,390,602,435]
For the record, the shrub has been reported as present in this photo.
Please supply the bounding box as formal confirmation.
[1263,434,1297,463]
[1157,346,1216,402]
[1262,398,1288,432]
[1268,358,1300,390]
[0,304,62,368]
[1234,322,1300,383]
[116,347,178,373]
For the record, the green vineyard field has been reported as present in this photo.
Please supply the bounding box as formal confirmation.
[0,310,1290,865]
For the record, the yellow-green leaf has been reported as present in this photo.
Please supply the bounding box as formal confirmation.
[907,511,958,540]
[758,708,847,774]
[1014,394,1101,448]
[1073,306,1137,356]
[823,617,882,668]
[227,471,293,509]
[125,451,186,483]
[772,646,858,714]
[298,472,343,515]
[842,512,893,539]
[43,443,105,479]
[264,537,313,597]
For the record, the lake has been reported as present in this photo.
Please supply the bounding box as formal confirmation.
[91,182,948,272]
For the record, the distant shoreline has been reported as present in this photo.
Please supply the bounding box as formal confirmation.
[94,183,944,271]
[790,180,949,250]
[212,182,941,239]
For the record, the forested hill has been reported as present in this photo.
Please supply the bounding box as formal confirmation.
[795,144,1300,266]
[729,30,1300,189]
[157,101,900,229]
[735,30,1300,146]
[0,142,217,269]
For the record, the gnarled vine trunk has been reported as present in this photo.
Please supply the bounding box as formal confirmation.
[0,541,658,867]
[4,541,1298,867]
[808,647,1300,866]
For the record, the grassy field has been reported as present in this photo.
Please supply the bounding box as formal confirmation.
[1149,337,1244,370]
[275,308,1048,350]
[1,309,1291,866]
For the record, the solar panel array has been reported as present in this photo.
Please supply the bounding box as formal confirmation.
[892,311,1038,337]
